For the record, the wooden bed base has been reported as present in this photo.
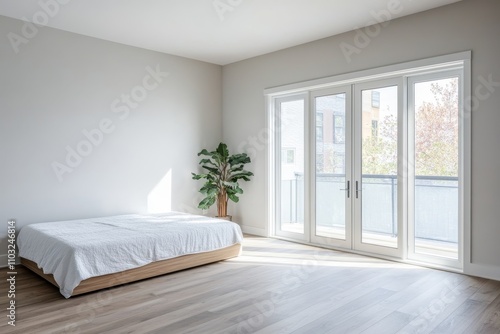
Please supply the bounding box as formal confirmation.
[21,243,242,297]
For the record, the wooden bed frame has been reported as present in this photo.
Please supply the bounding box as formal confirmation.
[21,243,242,297]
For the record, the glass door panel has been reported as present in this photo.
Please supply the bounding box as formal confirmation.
[354,79,402,258]
[312,87,352,248]
[271,64,464,270]
[276,95,307,238]
[360,86,399,248]
[409,74,461,266]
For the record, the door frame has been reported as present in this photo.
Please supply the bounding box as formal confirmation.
[273,93,310,241]
[266,51,470,273]
[352,78,405,258]
[309,86,353,249]
[406,69,464,269]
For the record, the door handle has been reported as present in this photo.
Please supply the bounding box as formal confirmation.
[340,181,350,198]
[356,181,362,199]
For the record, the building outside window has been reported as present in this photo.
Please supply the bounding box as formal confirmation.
[372,90,380,108]
[316,112,323,142]
[281,148,295,164]
[334,153,345,174]
[334,115,345,144]
[371,120,378,137]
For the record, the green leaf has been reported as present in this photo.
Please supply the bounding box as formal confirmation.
[207,187,219,197]
[199,183,217,195]
[192,173,207,180]
[222,181,238,189]
[233,171,254,177]
[199,159,215,165]
[227,186,243,195]
[216,143,229,160]
[230,164,245,173]
[198,196,216,209]
[228,193,239,203]
[229,154,251,166]
[230,171,253,182]
[206,174,217,182]
[233,175,251,182]
[201,165,220,174]
[197,149,211,157]
[211,153,223,165]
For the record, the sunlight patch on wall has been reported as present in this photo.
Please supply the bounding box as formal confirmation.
[147,169,172,213]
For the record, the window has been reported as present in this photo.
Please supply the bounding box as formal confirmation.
[316,112,323,142]
[409,74,461,264]
[372,91,380,108]
[371,120,378,137]
[276,95,306,236]
[334,153,345,174]
[334,115,345,144]
[281,148,295,164]
[316,128,323,142]
[316,112,323,126]
[268,51,469,271]
[316,153,324,172]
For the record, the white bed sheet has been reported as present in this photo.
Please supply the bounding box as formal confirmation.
[17,212,243,298]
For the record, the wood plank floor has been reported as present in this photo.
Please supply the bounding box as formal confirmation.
[1,236,500,334]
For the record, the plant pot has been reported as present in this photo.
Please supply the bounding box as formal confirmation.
[216,215,232,221]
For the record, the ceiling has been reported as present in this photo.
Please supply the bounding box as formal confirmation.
[0,0,462,65]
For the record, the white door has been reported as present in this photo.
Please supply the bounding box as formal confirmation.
[310,86,353,249]
[275,82,404,259]
[407,70,462,269]
[274,93,309,241]
[353,78,404,258]
[274,75,462,266]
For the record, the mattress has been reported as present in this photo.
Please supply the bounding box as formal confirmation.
[17,212,243,298]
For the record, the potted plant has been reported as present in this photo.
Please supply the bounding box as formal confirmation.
[192,142,253,220]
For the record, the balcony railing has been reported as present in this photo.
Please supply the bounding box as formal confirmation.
[281,173,458,243]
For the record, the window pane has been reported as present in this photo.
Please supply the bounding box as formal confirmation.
[361,86,398,248]
[372,91,380,108]
[414,77,459,259]
[287,149,295,164]
[315,93,346,240]
[280,100,305,234]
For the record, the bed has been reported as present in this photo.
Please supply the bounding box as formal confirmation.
[17,212,243,298]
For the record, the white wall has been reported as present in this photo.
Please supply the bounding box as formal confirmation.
[222,0,500,279]
[0,15,222,264]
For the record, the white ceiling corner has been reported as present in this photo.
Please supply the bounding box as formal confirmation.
[0,0,462,65]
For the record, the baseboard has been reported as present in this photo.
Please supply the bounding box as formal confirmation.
[464,262,500,282]
[241,225,268,237]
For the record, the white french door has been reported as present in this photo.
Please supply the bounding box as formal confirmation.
[274,93,309,241]
[275,81,404,257]
[308,79,403,258]
[407,70,462,268]
[310,86,352,249]
[353,78,403,258]
[271,54,465,269]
